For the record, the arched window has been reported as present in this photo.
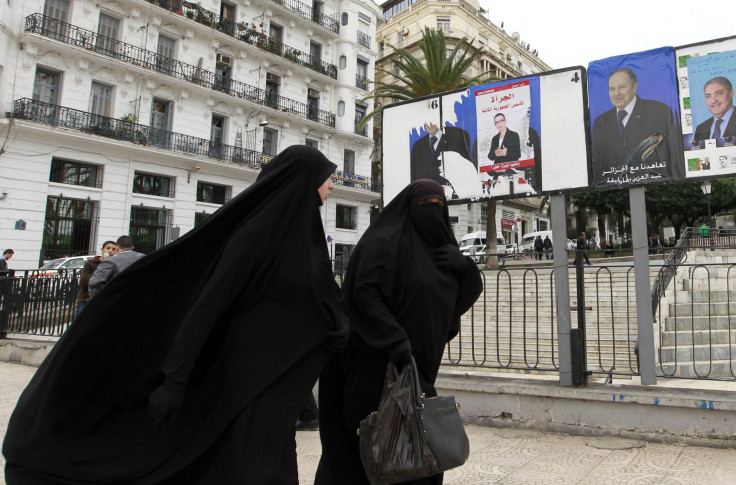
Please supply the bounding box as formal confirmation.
[337,101,345,117]
[339,55,347,70]
[341,12,348,26]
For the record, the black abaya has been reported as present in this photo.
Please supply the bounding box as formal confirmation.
[316,180,482,485]
[3,145,344,484]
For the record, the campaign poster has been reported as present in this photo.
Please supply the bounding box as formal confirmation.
[676,36,736,179]
[588,47,684,189]
[382,68,590,204]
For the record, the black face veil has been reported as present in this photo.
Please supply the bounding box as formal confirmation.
[3,145,341,484]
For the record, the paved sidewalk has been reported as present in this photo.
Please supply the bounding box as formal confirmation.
[2,361,735,484]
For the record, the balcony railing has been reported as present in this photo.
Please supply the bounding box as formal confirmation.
[357,31,371,49]
[24,14,336,128]
[331,170,379,192]
[12,98,273,168]
[265,0,339,34]
[355,74,370,91]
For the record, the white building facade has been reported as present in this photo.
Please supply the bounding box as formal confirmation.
[0,0,381,269]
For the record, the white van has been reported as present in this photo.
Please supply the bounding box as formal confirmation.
[519,231,552,253]
[459,231,507,259]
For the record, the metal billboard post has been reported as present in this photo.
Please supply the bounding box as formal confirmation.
[629,186,657,385]
[551,194,573,387]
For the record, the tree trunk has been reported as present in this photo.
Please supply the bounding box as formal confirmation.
[484,200,498,269]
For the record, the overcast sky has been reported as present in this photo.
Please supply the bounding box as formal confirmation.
[475,0,736,69]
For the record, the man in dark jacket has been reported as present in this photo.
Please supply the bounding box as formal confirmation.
[543,235,553,260]
[575,233,591,265]
[76,241,119,316]
[533,235,544,260]
[89,235,144,299]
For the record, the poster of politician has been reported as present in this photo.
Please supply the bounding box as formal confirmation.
[676,36,736,179]
[589,47,684,189]
[382,67,590,204]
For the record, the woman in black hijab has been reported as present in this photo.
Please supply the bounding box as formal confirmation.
[315,179,483,485]
[3,145,346,484]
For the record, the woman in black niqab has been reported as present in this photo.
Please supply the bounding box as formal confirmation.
[315,179,483,485]
[3,145,346,484]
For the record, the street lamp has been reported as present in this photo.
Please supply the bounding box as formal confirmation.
[701,180,714,251]
[701,180,712,226]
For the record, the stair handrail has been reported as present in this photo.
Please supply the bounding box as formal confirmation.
[651,228,692,316]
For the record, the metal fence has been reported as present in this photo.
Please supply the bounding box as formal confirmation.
[3,247,736,382]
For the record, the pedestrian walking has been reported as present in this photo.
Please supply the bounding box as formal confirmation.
[534,235,544,260]
[575,232,591,265]
[3,145,347,484]
[315,179,482,485]
[543,235,552,259]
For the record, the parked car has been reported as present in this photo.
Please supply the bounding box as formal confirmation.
[36,256,95,276]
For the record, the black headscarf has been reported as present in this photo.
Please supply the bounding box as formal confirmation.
[341,179,478,391]
[3,145,342,483]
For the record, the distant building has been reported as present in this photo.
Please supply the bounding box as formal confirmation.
[0,0,381,268]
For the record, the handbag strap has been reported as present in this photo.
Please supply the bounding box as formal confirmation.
[409,357,424,407]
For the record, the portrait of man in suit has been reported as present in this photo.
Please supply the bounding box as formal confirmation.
[409,121,473,186]
[591,67,680,186]
[487,113,521,164]
[693,76,735,143]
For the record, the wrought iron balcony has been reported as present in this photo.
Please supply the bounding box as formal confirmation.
[265,0,339,34]
[355,74,370,91]
[24,14,336,128]
[12,98,274,168]
[331,170,379,192]
[142,1,338,78]
[357,31,371,49]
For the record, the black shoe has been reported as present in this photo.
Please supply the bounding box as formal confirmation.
[295,419,319,431]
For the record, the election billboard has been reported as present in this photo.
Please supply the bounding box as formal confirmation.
[382,67,590,204]
[588,47,685,189]
[676,35,736,179]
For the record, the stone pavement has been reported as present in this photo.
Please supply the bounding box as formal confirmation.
[2,361,735,484]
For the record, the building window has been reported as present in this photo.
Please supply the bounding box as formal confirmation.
[310,42,322,63]
[307,88,320,121]
[336,204,357,230]
[437,17,450,32]
[396,31,403,48]
[339,55,346,70]
[42,0,70,40]
[219,2,235,35]
[149,98,173,148]
[50,158,102,188]
[334,243,354,277]
[337,101,345,117]
[194,211,211,227]
[33,68,60,105]
[355,104,367,135]
[156,35,176,74]
[378,41,384,55]
[197,181,231,204]
[341,12,348,25]
[344,149,355,173]
[42,196,98,260]
[358,12,371,24]
[90,81,112,118]
[263,127,278,155]
[356,59,368,90]
[214,54,232,93]
[210,114,225,159]
[129,206,172,254]
[95,13,119,55]
[305,138,318,148]
[265,72,280,109]
[133,171,174,198]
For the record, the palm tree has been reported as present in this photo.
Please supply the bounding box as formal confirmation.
[361,27,504,266]
[359,27,496,129]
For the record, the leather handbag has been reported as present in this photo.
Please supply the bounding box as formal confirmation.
[358,359,469,484]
